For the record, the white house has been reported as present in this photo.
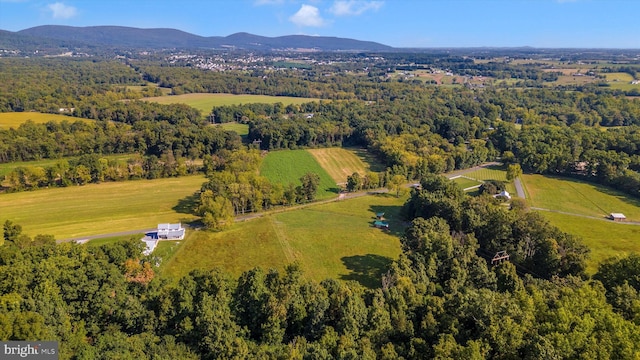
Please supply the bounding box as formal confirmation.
[157,223,185,240]
[494,190,511,200]
[141,223,185,256]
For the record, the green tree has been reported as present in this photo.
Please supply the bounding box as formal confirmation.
[196,190,234,231]
[387,174,406,198]
[346,172,362,192]
[506,163,523,181]
[299,172,320,202]
[3,220,22,245]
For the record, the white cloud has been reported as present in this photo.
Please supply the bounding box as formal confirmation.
[47,2,77,19]
[329,0,383,16]
[289,4,325,27]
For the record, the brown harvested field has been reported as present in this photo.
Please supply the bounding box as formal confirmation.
[307,148,383,184]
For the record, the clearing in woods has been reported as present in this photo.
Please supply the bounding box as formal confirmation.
[140,93,318,114]
[307,148,384,184]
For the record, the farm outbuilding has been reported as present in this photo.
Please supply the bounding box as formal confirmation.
[609,213,627,222]
[373,220,389,229]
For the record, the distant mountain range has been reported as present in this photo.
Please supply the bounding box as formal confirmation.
[0,25,394,52]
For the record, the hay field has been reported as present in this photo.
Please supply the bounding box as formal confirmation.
[0,175,206,239]
[307,148,382,183]
[0,112,92,129]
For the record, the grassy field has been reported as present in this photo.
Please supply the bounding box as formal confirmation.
[218,122,249,136]
[451,176,483,190]
[141,93,318,114]
[0,175,206,240]
[604,72,635,82]
[522,174,640,221]
[260,150,338,199]
[542,212,640,274]
[307,148,383,184]
[161,193,405,287]
[461,165,517,195]
[0,112,92,129]
[521,174,640,273]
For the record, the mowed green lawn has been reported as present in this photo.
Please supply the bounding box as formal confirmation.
[161,194,405,287]
[140,93,318,114]
[523,174,640,221]
[260,150,338,199]
[218,122,249,136]
[0,112,92,129]
[0,175,206,240]
[461,165,517,195]
[542,212,640,274]
[307,148,383,183]
[452,176,483,190]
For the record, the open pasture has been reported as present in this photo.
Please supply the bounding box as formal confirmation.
[542,212,640,274]
[140,93,318,114]
[605,72,635,82]
[0,175,206,240]
[161,193,405,287]
[0,112,92,129]
[521,174,640,273]
[260,150,338,199]
[522,174,640,221]
[307,147,383,183]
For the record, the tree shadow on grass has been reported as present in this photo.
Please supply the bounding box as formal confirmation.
[324,186,341,194]
[341,254,394,289]
[172,192,200,215]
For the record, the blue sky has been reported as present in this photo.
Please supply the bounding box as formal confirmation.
[0,0,638,48]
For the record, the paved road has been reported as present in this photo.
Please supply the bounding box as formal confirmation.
[513,177,526,198]
[58,162,503,243]
[59,228,157,243]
